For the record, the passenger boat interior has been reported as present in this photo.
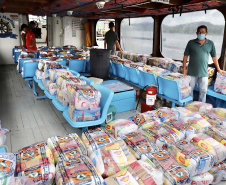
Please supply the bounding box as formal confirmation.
[0,0,226,184]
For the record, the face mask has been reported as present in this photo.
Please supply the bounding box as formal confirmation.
[197,34,205,40]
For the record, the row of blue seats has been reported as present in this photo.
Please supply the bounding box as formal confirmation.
[21,61,113,130]
[19,57,88,74]
[13,47,77,64]
[109,61,192,107]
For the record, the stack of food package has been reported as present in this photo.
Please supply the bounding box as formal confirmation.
[143,65,170,76]
[157,58,174,69]
[214,72,226,94]
[56,75,86,106]
[163,73,191,99]
[35,57,63,80]
[15,142,55,184]
[68,85,101,121]
[39,51,56,59]
[3,100,226,184]
[42,62,63,88]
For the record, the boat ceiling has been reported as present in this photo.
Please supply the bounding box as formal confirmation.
[0,0,226,19]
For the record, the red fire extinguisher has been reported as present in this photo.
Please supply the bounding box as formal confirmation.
[146,86,157,106]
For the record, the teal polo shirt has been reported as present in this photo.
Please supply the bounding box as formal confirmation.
[184,38,216,77]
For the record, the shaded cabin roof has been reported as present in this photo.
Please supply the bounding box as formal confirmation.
[0,0,226,18]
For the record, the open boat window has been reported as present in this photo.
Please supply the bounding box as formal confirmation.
[121,17,154,55]
[96,19,115,48]
[161,9,225,63]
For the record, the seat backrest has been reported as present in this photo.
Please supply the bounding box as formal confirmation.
[23,62,39,78]
[115,63,126,79]
[95,84,114,115]
[69,59,86,73]
[124,66,140,84]
[111,62,117,76]
[57,60,66,67]
[157,76,181,101]
[139,70,157,88]
[80,76,94,86]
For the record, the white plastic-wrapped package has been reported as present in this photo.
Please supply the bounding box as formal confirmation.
[167,61,183,73]
[82,127,117,156]
[212,108,226,117]
[61,77,86,93]
[69,103,101,121]
[121,131,159,159]
[145,151,191,185]
[105,119,138,138]
[205,125,226,146]
[186,133,226,164]
[47,133,87,164]
[0,153,16,185]
[70,85,101,110]
[35,69,43,80]
[136,54,150,64]
[130,111,161,127]
[209,160,226,184]
[55,156,105,185]
[163,73,191,89]
[157,58,173,69]
[147,57,159,66]
[155,107,179,123]
[180,86,192,99]
[49,69,72,83]
[165,121,197,138]
[155,128,185,150]
[171,107,194,120]
[186,101,213,114]
[89,140,137,178]
[130,62,145,71]
[48,83,58,95]
[15,142,55,185]
[202,111,226,127]
[14,176,35,185]
[168,140,215,176]
[104,158,164,185]
[187,118,211,132]
[142,125,185,150]
[191,172,213,185]
[214,72,226,94]
[143,66,170,76]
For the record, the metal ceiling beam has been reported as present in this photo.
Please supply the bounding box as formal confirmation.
[14,0,51,3]
[3,2,43,9]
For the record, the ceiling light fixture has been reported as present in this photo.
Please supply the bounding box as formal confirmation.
[96,0,110,9]
[67,11,73,16]
[96,1,105,9]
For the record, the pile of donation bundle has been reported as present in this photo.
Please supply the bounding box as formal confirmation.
[1,101,226,184]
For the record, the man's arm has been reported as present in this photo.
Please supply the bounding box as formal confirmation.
[212,56,225,74]
[21,33,26,47]
[115,40,123,54]
[104,40,106,49]
[182,55,188,75]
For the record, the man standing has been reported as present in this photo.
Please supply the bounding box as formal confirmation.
[26,21,37,51]
[104,22,123,55]
[183,25,224,102]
